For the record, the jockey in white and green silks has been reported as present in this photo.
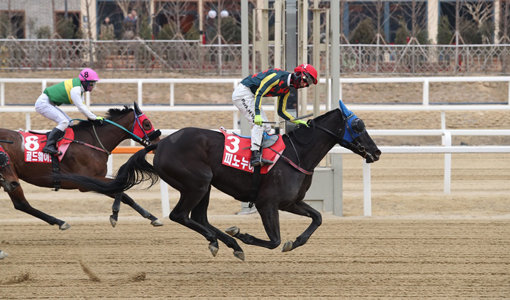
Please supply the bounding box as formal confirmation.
[35,68,103,155]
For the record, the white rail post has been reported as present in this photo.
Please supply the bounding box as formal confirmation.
[331,153,343,216]
[169,83,174,106]
[507,79,510,105]
[25,112,31,130]
[0,82,4,106]
[363,161,372,217]
[443,131,452,194]
[107,155,113,177]
[423,78,429,105]
[137,80,143,106]
[160,180,170,218]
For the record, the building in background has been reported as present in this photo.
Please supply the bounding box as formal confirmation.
[0,0,507,44]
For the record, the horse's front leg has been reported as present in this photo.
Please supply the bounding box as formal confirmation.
[226,204,282,250]
[7,183,70,230]
[279,200,322,252]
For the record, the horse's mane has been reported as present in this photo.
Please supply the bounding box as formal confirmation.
[72,106,133,129]
[285,108,340,137]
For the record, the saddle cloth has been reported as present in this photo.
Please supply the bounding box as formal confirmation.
[19,128,74,163]
[220,128,285,174]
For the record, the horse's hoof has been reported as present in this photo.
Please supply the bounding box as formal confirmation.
[151,219,163,227]
[282,241,293,252]
[233,251,245,261]
[59,222,71,231]
[208,243,219,257]
[225,226,239,236]
[109,216,117,228]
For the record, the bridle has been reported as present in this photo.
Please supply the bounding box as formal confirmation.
[313,109,368,157]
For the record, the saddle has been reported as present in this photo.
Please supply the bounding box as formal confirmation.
[220,128,286,174]
[19,128,74,163]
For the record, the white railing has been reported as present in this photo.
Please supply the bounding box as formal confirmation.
[330,145,510,218]
[1,76,510,107]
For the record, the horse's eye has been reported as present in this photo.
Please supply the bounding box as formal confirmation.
[352,118,365,133]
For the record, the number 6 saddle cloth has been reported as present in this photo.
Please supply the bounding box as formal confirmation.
[19,128,74,163]
[220,128,285,174]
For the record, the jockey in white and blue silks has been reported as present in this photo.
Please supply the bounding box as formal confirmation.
[35,68,103,156]
[232,64,318,167]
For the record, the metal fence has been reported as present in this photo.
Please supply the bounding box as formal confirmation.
[0,38,509,75]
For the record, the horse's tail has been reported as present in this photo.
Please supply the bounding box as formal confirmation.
[58,144,160,195]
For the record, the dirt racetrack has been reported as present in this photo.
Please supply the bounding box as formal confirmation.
[1,154,509,299]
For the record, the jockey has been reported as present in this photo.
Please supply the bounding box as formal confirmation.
[35,68,102,155]
[232,64,318,167]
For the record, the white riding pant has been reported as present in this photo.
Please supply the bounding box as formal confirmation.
[232,83,272,151]
[35,93,72,131]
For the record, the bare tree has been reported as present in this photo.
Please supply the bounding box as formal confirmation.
[464,0,494,43]
[500,0,510,43]
[397,0,428,44]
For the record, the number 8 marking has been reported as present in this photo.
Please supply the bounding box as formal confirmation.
[24,136,40,151]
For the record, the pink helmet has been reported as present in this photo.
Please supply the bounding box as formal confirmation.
[79,68,99,92]
[79,68,100,82]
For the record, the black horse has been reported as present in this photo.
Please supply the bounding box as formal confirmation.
[58,100,381,260]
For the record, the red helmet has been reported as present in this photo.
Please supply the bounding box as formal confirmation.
[293,64,318,85]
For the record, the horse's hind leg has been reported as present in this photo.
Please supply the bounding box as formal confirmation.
[280,201,322,252]
[226,203,282,250]
[112,193,163,227]
[190,186,245,260]
[170,189,222,258]
[6,184,70,230]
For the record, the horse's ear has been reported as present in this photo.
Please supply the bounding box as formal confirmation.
[133,102,142,115]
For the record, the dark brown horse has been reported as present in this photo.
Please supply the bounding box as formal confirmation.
[58,100,381,260]
[0,102,162,230]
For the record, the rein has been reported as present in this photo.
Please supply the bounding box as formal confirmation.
[69,118,145,154]
[264,146,313,175]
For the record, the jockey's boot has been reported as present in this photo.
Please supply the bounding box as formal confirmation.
[42,128,65,156]
[250,149,273,167]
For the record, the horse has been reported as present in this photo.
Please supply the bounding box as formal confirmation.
[57,100,381,260]
[0,102,162,230]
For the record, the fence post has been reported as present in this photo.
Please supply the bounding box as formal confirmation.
[160,180,170,218]
[423,79,429,105]
[443,131,452,194]
[363,161,372,217]
[331,153,343,216]
[107,155,113,177]
[138,80,143,106]
[169,83,174,106]
[0,82,4,106]
[25,112,31,130]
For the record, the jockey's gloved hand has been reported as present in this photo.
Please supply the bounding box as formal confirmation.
[292,119,309,127]
[254,115,263,126]
[91,116,104,125]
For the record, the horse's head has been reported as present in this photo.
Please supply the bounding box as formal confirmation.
[131,102,161,146]
[336,100,380,163]
[310,100,380,163]
[104,102,161,146]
